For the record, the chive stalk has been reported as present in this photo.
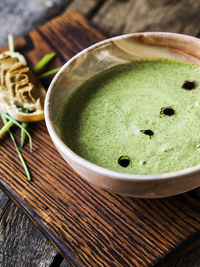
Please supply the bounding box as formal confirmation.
[21,121,28,147]
[33,53,56,73]
[21,108,29,148]
[0,110,32,151]
[39,67,61,78]
[8,34,14,52]
[1,115,31,181]
[0,120,14,137]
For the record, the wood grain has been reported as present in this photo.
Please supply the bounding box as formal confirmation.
[0,201,57,267]
[92,0,200,37]
[0,188,9,215]
[67,0,103,17]
[0,9,200,267]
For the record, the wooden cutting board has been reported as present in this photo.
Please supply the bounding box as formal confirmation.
[0,10,200,267]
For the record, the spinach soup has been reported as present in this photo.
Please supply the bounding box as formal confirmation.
[60,59,200,174]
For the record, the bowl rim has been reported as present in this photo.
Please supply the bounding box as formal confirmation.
[45,31,200,181]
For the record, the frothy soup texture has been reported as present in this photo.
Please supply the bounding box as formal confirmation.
[60,59,200,174]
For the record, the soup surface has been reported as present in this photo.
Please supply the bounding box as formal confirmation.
[60,59,200,174]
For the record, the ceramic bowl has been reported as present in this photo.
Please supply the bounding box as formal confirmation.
[45,32,200,198]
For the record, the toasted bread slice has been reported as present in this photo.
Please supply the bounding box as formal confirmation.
[0,51,46,122]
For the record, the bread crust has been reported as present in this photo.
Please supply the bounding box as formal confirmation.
[0,51,46,122]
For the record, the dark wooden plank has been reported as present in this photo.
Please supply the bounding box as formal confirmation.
[0,201,57,267]
[0,9,200,266]
[92,0,200,37]
[67,0,102,17]
[0,189,9,216]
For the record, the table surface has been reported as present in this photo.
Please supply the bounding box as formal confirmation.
[1,0,200,266]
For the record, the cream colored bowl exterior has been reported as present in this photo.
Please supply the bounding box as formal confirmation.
[45,32,200,198]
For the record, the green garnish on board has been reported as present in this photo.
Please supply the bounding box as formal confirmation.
[21,108,29,148]
[33,53,56,73]
[0,34,62,181]
[0,110,32,151]
[39,67,62,78]
[1,114,31,182]
[0,120,13,137]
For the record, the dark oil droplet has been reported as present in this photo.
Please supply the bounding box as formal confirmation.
[160,107,175,116]
[182,81,198,90]
[118,156,131,167]
[140,129,154,137]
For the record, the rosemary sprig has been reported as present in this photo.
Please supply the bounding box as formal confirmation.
[0,110,32,151]
[1,115,31,181]
[39,67,61,78]
[33,53,56,73]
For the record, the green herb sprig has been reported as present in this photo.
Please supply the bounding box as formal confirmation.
[21,108,29,148]
[0,34,62,181]
[39,67,62,78]
[1,115,31,181]
[33,53,56,73]
[0,120,13,137]
[8,34,14,52]
[0,34,32,181]
[0,110,32,151]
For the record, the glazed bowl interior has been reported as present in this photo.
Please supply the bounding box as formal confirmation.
[45,32,200,197]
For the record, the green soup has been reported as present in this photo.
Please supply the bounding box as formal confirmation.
[60,58,200,174]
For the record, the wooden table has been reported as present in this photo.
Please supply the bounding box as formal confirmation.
[1,1,200,266]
